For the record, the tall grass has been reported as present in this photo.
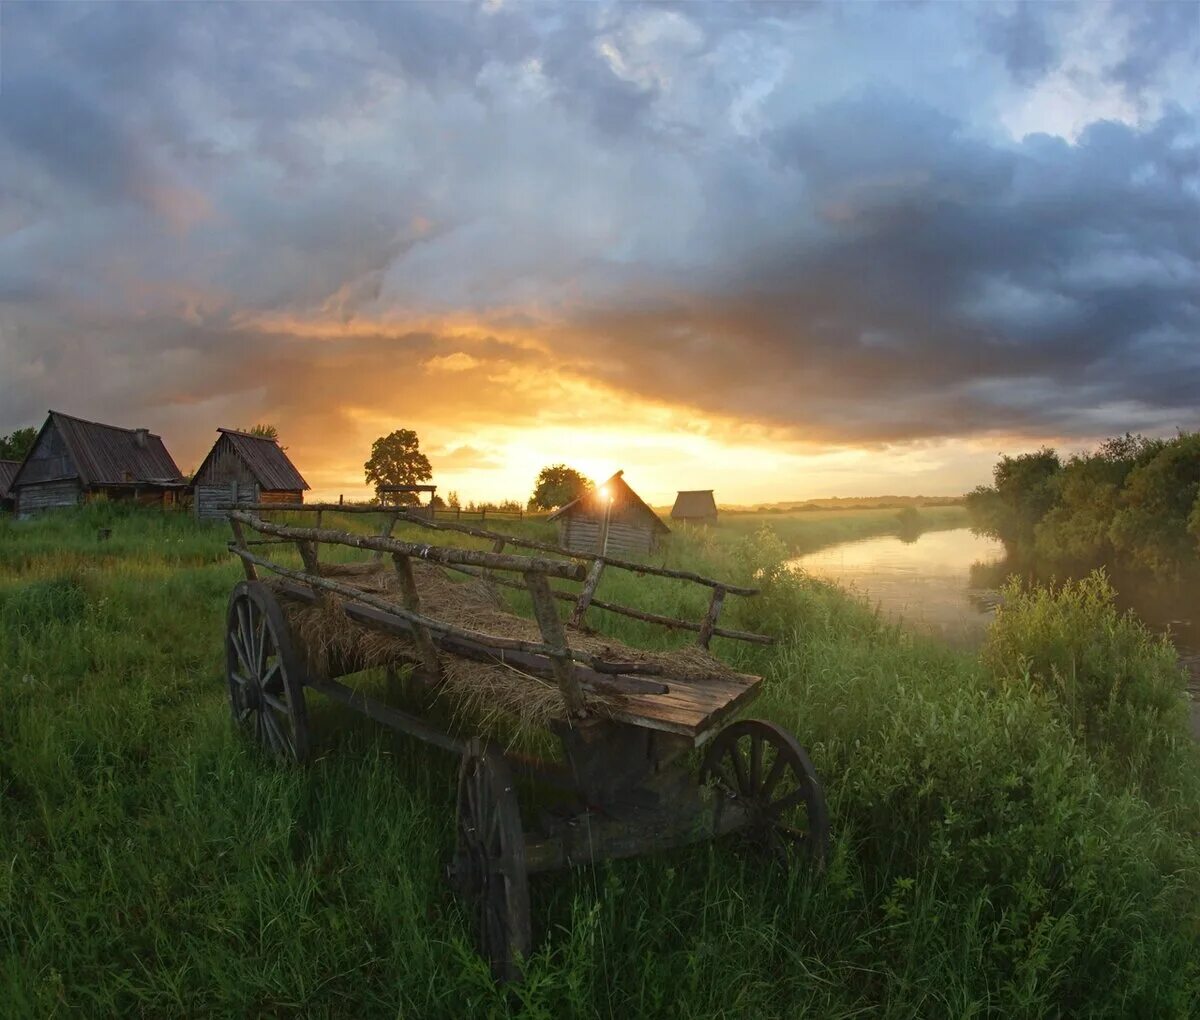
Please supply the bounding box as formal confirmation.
[1,508,1197,1016]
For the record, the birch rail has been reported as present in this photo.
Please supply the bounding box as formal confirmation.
[233,502,759,596]
[228,510,586,582]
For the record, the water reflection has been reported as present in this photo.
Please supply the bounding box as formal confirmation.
[788,528,1006,648]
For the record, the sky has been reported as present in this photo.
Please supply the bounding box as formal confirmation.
[1,1,1198,506]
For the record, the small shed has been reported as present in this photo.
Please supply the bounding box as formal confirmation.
[671,490,718,525]
[547,470,670,557]
[192,428,310,519]
[0,459,19,512]
[11,411,186,518]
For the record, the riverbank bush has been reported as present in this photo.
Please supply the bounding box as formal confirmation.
[967,432,1200,582]
[1,510,1197,1015]
[981,571,1195,800]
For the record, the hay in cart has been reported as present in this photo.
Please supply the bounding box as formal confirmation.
[269,558,745,732]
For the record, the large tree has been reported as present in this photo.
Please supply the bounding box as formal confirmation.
[364,429,433,504]
[528,464,592,511]
[0,427,37,461]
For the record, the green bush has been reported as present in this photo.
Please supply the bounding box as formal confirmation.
[981,570,1192,793]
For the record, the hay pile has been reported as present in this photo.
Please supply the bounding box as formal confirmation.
[268,559,740,732]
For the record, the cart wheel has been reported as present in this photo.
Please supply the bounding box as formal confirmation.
[700,719,829,866]
[225,581,311,764]
[450,738,531,983]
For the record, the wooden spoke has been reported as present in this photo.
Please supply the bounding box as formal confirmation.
[700,719,830,868]
[224,581,311,765]
[450,739,531,984]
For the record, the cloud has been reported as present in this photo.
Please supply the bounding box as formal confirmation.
[0,0,1198,498]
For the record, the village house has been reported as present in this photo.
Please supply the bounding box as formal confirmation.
[0,460,19,513]
[547,470,670,557]
[670,490,718,525]
[9,411,186,518]
[191,428,310,519]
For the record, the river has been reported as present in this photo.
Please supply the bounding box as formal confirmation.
[789,527,1200,734]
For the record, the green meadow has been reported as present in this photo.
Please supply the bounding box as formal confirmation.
[1,505,1197,1017]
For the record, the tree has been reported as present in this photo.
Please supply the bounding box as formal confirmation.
[0,426,37,461]
[447,490,461,510]
[364,429,433,504]
[528,464,592,511]
[964,448,1061,551]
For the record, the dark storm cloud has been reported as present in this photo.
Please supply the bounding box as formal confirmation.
[0,0,1198,448]
[982,2,1060,86]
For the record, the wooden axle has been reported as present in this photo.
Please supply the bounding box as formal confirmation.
[522,786,750,873]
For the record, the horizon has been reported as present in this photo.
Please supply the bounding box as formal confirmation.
[2,3,1198,505]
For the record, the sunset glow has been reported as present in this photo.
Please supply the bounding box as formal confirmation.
[2,3,1197,505]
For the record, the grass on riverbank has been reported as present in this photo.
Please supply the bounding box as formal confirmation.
[1,504,1197,1017]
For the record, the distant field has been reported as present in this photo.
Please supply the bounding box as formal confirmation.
[0,505,1196,1016]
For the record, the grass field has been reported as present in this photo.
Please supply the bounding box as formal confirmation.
[1,504,1197,1017]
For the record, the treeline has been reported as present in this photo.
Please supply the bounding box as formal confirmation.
[966,432,1200,580]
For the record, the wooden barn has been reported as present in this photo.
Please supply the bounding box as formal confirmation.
[0,459,19,512]
[10,411,186,518]
[671,490,718,525]
[547,470,670,557]
[192,428,309,520]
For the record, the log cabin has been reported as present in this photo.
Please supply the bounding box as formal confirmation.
[547,470,670,557]
[192,428,309,519]
[10,411,186,518]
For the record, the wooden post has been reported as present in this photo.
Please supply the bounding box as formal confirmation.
[313,509,323,562]
[371,510,400,563]
[228,517,257,580]
[391,553,441,680]
[697,586,726,649]
[569,558,606,628]
[524,570,586,717]
[339,494,344,506]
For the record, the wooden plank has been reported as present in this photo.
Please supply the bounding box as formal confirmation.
[524,570,585,717]
[697,586,726,649]
[568,558,605,628]
[391,553,440,680]
[371,511,399,563]
[227,517,257,580]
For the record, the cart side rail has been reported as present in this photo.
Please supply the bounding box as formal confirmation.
[232,502,775,648]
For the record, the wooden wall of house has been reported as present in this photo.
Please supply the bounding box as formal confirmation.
[195,482,302,519]
[557,515,657,557]
[17,479,83,518]
[195,480,259,520]
[193,437,259,488]
[258,489,302,506]
[18,423,76,487]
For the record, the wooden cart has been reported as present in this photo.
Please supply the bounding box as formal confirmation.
[223,504,829,981]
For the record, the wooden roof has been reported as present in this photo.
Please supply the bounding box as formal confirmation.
[671,490,718,519]
[195,428,310,491]
[12,411,185,489]
[547,470,671,535]
[0,460,19,500]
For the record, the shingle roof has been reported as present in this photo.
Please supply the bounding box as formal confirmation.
[671,490,718,519]
[547,470,671,534]
[0,460,19,499]
[202,428,309,491]
[14,411,185,488]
